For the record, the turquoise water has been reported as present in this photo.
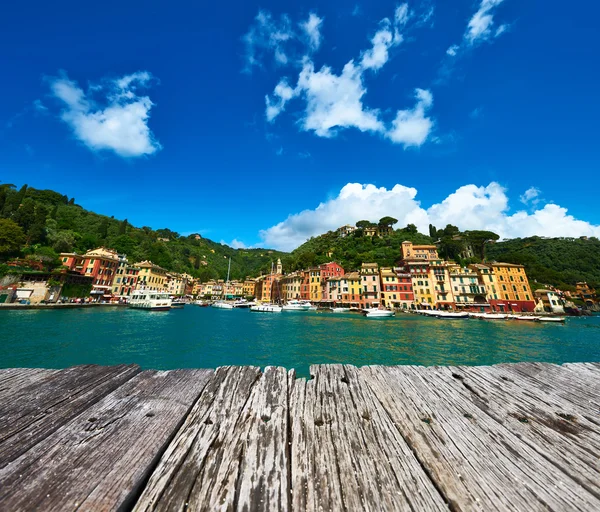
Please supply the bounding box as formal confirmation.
[1,307,599,377]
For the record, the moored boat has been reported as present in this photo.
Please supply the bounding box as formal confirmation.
[363,308,395,318]
[538,316,566,323]
[170,299,186,309]
[514,316,539,321]
[331,307,351,313]
[128,290,172,311]
[435,311,469,319]
[250,304,283,313]
[212,301,234,309]
[481,313,507,320]
[233,299,254,308]
[282,300,311,311]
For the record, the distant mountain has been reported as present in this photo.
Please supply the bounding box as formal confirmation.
[0,183,287,281]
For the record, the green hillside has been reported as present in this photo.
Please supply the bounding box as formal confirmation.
[285,224,434,271]
[288,222,600,291]
[486,236,600,290]
[0,184,286,281]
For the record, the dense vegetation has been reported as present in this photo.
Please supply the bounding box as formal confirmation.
[287,223,433,271]
[486,236,600,291]
[0,184,286,281]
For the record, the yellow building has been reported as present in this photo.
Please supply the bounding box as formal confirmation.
[279,272,303,301]
[243,279,257,298]
[428,259,453,309]
[308,268,322,302]
[379,267,400,307]
[489,263,535,312]
[135,261,168,291]
[401,241,439,261]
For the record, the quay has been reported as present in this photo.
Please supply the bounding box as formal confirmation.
[1,362,600,510]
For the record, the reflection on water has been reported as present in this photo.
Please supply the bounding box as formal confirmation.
[1,308,599,378]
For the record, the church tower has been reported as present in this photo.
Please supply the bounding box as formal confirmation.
[276,258,282,275]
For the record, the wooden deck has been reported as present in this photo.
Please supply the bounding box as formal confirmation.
[1,362,599,511]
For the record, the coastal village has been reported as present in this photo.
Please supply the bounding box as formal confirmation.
[1,234,596,315]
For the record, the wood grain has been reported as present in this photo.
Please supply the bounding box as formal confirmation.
[0,369,212,511]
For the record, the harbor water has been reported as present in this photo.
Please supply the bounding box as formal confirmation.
[1,307,599,377]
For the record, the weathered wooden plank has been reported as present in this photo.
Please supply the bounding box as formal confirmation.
[361,364,600,511]
[0,368,58,398]
[0,364,140,467]
[0,369,213,511]
[133,365,262,511]
[497,362,600,416]
[289,364,448,511]
[236,366,290,511]
[438,364,600,500]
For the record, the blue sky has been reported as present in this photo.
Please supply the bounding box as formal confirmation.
[1,0,599,251]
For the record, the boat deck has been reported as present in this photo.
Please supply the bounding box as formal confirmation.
[1,361,600,510]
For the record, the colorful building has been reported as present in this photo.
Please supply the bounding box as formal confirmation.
[243,279,257,298]
[279,272,303,301]
[111,254,139,299]
[448,265,488,310]
[488,263,535,312]
[61,247,120,301]
[534,289,565,314]
[429,260,454,309]
[135,260,168,292]
[360,262,380,308]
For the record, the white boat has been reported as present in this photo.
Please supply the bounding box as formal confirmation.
[298,300,317,311]
[363,309,395,318]
[539,316,566,323]
[514,316,540,322]
[233,299,253,308]
[251,304,283,313]
[213,301,234,309]
[282,300,311,311]
[171,299,186,309]
[469,312,487,319]
[481,313,507,320]
[331,307,351,313]
[129,290,172,311]
[435,311,469,319]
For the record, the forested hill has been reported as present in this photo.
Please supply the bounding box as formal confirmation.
[287,226,434,272]
[288,224,600,291]
[485,236,600,290]
[0,184,286,281]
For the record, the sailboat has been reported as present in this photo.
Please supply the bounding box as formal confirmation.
[212,257,234,309]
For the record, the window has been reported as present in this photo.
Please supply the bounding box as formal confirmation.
[523,285,527,291]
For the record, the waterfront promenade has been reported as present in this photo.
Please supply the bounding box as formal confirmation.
[1,362,600,510]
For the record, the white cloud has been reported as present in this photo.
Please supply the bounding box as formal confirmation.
[223,239,248,249]
[48,72,161,158]
[466,0,506,45]
[258,182,600,251]
[243,10,295,72]
[387,88,434,147]
[265,79,296,122]
[520,186,541,205]
[446,45,459,57]
[296,60,384,137]
[444,0,508,61]
[263,7,434,148]
[300,13,323,51]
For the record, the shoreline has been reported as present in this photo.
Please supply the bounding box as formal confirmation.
[0,303,128,310]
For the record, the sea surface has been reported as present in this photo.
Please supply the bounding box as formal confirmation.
[1,307,599,378]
